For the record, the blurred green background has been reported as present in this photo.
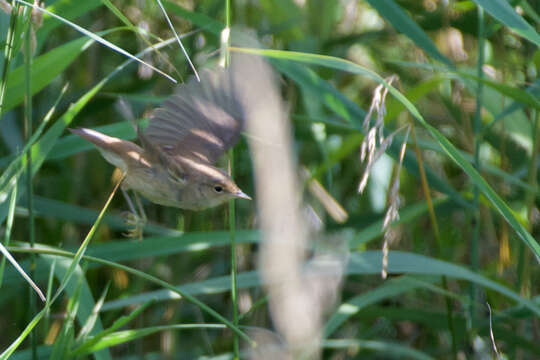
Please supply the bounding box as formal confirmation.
[0,0,539,359]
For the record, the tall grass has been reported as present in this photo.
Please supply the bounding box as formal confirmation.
[0,0,539,359]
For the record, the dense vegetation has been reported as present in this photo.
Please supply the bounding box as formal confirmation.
[0,0,539,359]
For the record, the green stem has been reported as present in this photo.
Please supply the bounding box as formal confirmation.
[226,0,231,29]
[470,5,485,329]
[411,125,457,359]
[229,154,240,358]
[225,1,239,357]
[442,276,457,359]
[24,5,34,253]
[23,8,37,359]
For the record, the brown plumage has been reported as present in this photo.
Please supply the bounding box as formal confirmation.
[70,62,251,210]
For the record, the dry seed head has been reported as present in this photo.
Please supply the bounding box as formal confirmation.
[357,75,411,279]
[381,125,410,279]
[358,76,398,193]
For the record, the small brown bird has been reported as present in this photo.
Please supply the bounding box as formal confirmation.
[71,64,251,211]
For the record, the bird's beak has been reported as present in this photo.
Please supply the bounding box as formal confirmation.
[234,190,252,200]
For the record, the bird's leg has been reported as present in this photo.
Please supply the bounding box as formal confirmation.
[121,187,137,214]
[134,192,147,225]
[121,188,146,239]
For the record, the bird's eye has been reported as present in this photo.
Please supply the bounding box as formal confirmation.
[214,185,223,193]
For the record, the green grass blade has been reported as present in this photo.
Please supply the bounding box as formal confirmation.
[0,177,121,358]
[36,0,102,45]
[0,84,68,206]
[0,230,257,289]
[72,300,153,356]
[95,249,537,317]
[347,251,540,316]
[7,245,254,346]
[2,36,93,114]
[77,282,110,341]
[323,339,435,360]
[28,195,178,236]
[472,0,540,46]
[41,256,111,359]
[0,183,17,288]
[366,0,452,66]
[14,0,176,83]
[324,275,437,337]
[0,308,48,360]
[0,242,44,301]
[155,0,199,81]
[74,324,226,356]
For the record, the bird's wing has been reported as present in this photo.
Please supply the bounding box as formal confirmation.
[144,66,244,164]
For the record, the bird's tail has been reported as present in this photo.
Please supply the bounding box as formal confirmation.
[69,128,144,172]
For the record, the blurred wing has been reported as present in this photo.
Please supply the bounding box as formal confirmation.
[145,66,244,164]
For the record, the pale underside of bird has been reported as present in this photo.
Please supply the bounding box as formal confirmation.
[71,60,252,211]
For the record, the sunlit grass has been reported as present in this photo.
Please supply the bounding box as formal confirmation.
[0,0,538,359]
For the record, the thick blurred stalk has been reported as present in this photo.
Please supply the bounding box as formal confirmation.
[234,47,343,358]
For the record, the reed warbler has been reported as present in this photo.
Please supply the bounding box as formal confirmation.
[70,62,251,211]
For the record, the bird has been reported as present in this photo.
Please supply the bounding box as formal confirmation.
[70,62,251,218]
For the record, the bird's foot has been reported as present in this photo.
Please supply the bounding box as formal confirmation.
[122,211,146,240]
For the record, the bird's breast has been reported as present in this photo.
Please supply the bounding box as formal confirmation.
[121,164,203,209]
